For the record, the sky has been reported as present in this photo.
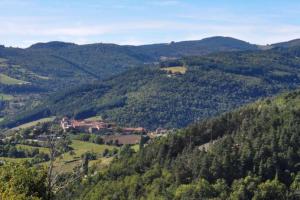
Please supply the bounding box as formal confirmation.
[1,0,300,48]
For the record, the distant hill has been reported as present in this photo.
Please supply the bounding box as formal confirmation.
[132,36,258,59]
[3,45,300,129]
[0,36,261,119]
[0,36,258,92]
[28,41,77,50]
[271,38,300,48]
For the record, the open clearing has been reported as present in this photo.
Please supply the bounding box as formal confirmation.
[52,140,117,173]
[0,73,29,85]
[84,115,103,121]
[69,140,116,159]
[0,157,31,163]
[0,140,117,173]
[16,144,50,154]
[11,117,56,130]
[161,66,187,74]
[0,140,139,173]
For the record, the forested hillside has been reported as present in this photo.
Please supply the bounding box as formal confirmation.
[3,45,300,130]
[0,36,256,91]
[60,90,300,200]
[0,36,258,120]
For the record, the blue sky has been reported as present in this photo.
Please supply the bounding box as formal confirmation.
[1,0,300,47]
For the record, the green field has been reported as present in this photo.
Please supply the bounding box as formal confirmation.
[69,140,115,158]
[0,145,50,163]
[161,66,187,74]
[0,140,139,173]
[0,93,14,101]
[0,139,143,174]
[0,157,31,163]
[16,144,50,154]
[84,115,103,121]
[0,140,118,173]
[11,117,56,130]
[53,140,117,173]
[0,73,29,85]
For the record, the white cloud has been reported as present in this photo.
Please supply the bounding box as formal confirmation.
[1,10,300,47]
[0,20,172,37]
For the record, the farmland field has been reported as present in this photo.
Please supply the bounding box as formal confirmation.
[0,73,29,85]
[0,145,50,163]
[53,140,117,173]
[1,138,138,173]
[69,140,116,159]
[11,117,56,130]
[16,144,50,154]
[161,66,187,74]
[84,115,103,121]
[0,157,31,163]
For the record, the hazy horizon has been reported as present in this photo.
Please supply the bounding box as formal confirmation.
[1,35,299,49]
[1,0,300,48]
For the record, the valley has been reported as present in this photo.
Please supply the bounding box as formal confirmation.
[1,36,300,200]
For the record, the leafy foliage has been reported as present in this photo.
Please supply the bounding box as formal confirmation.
[59,90,300,199]
[5,46,300,129]
[0,163,48,200]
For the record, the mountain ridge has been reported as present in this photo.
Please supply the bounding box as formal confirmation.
[2,36,300,129]
[6,36,299,50]
[3,45,300,130]
[9,36,256,49]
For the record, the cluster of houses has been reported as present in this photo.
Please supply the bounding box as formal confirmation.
[60,117,169,145]
[61,117,115,133]
[61,117,146,134]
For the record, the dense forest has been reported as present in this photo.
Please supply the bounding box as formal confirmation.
[55,90,300,200]
[0,36,258,121]
[3,45,300,129]
[0,36,256,91]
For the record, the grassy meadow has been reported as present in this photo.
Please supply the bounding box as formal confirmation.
[11,117,56,130]
[161,66,187,74]
[0,73,29,85]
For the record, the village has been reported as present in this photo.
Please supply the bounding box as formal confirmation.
[0,116,171,168]
[0,116,170,149]
[60,117,169,146]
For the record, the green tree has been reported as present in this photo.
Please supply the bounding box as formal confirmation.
[230,175,260,200]
[253,179,286,200]
[290,173,300,199]
[0,163,48,200]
